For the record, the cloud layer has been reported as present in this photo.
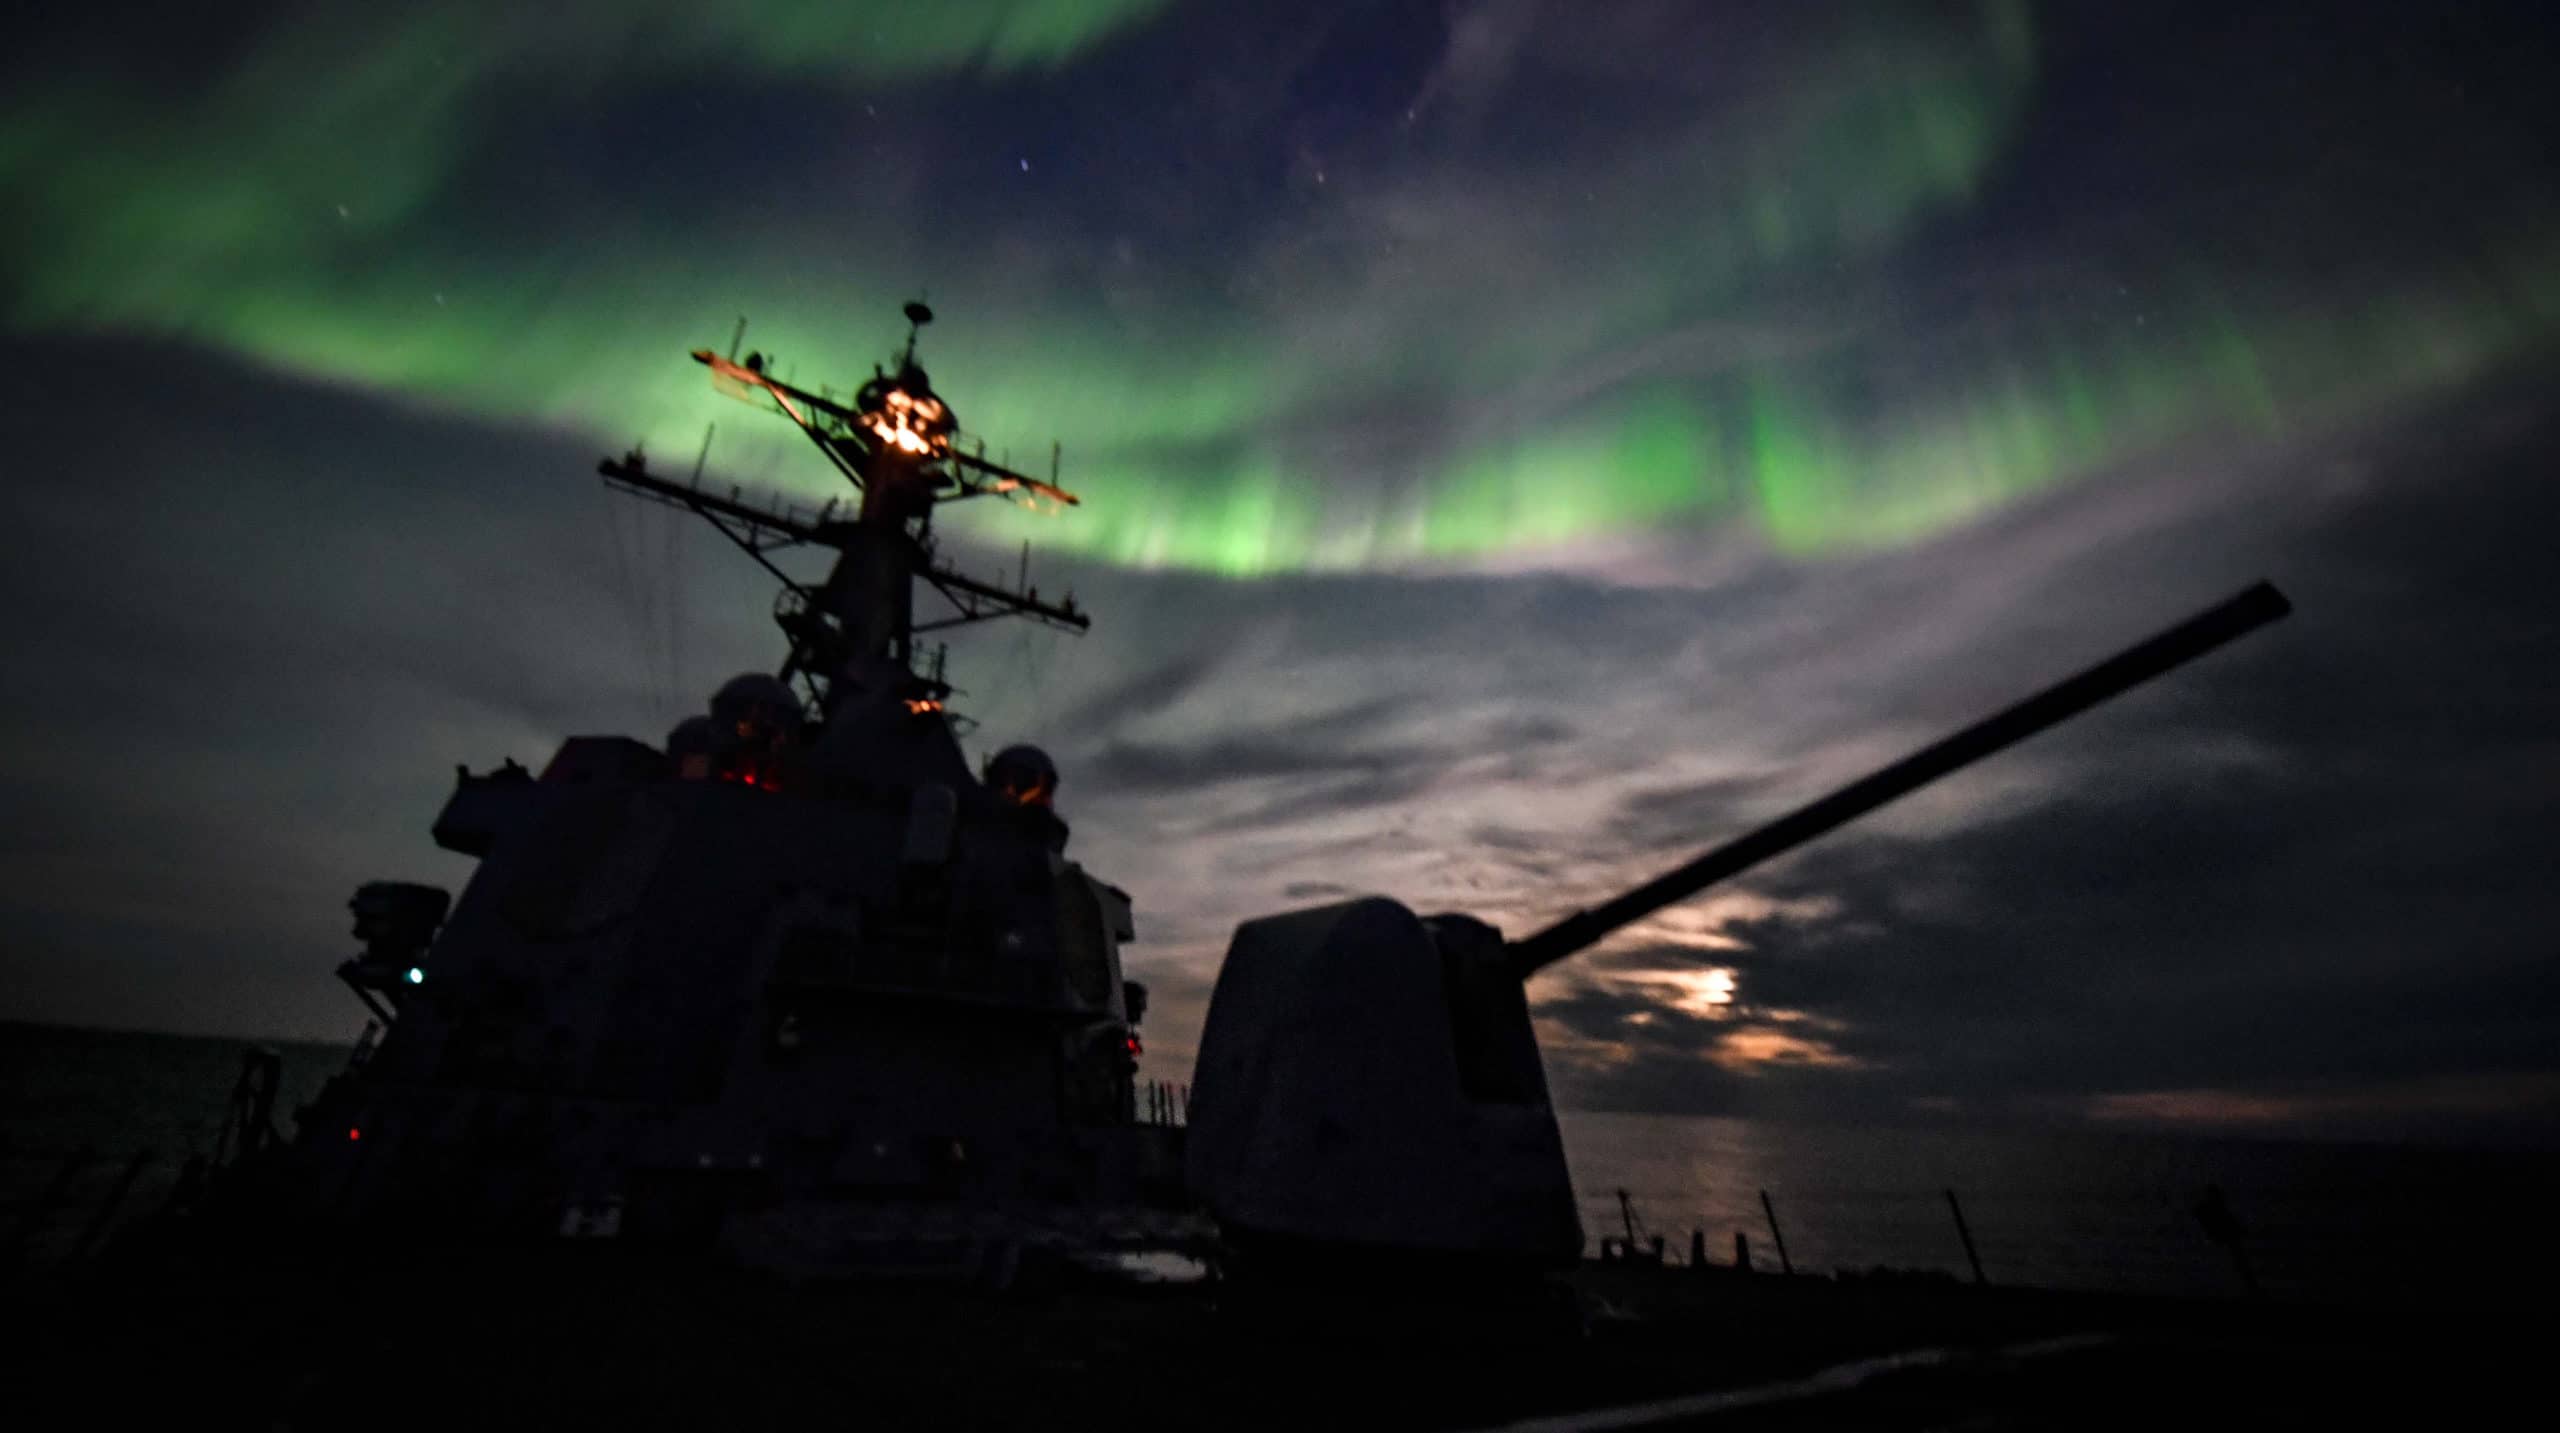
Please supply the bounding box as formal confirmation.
[4,2,2558,1145]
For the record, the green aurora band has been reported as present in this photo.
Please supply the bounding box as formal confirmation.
[7,1,2559,574]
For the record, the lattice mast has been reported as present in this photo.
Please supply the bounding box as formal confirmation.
[598,303,1089,718]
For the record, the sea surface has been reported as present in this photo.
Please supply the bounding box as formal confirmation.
[1559,1110,2560,1306]
[7,1021,2554,1305]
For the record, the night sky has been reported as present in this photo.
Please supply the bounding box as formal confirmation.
[6,2,2557,1147]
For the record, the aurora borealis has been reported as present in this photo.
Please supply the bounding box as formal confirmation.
[13,1,2555,573]
[7,1,2560,1145]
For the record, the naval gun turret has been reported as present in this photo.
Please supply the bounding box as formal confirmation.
[1186,581,2292,1270]
[283,309,1181,1259]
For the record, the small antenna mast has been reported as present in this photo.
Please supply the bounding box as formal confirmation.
[899,299,933,370]
[597,303,1093,719]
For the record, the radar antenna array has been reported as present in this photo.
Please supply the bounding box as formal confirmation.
[598,307,1091,720]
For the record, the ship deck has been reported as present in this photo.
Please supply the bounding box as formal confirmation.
[0,1232,2522,1429]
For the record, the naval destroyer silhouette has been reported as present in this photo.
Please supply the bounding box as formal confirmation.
[30,309,2498,1432]
[218,303,2293,1285]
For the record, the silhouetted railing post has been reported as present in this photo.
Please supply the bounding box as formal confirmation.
[1945,1187,1988,1286]
[5,1147,94,1266]
[2195,1185,2258,1298]
[71,1150,153,1259]
[1759,1190,1794,1275]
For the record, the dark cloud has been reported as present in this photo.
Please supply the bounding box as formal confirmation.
[1045,648,1235,734]
[1084,695,1419,789]
[4,3,2558,1157]
[0,333,773,1037]
[1536,364,2560,1146]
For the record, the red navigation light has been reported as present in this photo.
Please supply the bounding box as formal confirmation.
[1124,1033,1143,1058]
[347,1127,362,1142]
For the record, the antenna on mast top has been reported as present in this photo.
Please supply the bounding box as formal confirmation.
[600,303,1092,721]
[900,300,933,370]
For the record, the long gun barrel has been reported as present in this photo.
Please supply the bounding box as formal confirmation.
[1504,581,2292,979]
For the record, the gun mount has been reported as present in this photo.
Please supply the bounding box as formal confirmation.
[1187,582,2293,1268]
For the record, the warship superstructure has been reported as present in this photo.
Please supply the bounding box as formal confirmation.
[247,302,2296,1294]
[15,311,2397,1430]
[284,306,1186,1257]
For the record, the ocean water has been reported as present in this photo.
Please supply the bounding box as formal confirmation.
[7,1021,2553,1305]
[0,1022,348,1265]
[1557,1111,2560,1305]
